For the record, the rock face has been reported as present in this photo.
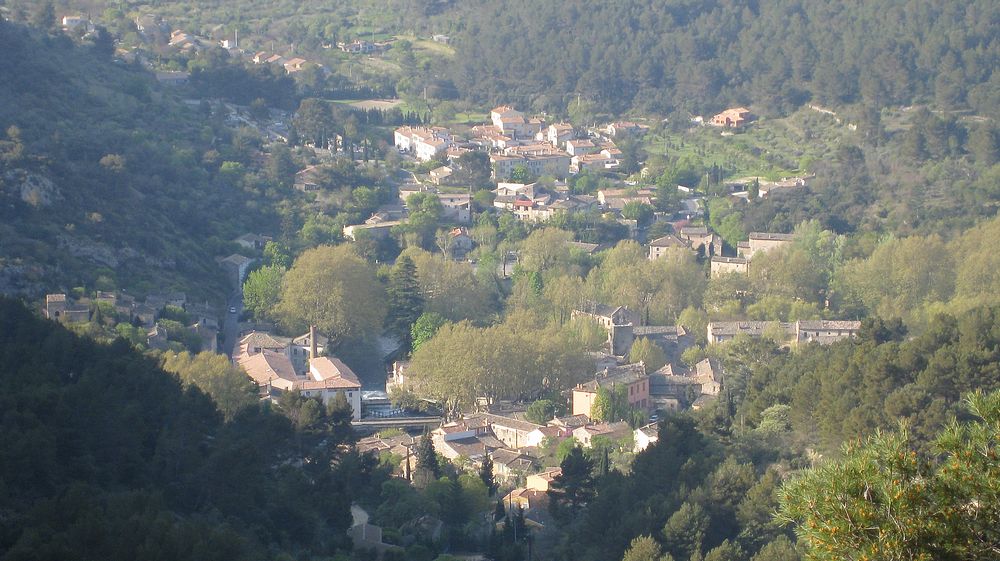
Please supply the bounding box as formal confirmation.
[4,169,62,207]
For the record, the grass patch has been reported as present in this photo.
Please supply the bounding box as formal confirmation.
[645,108,859,181]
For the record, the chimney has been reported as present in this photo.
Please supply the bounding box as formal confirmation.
[309,325,318,360]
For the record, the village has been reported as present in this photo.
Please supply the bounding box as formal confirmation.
[38,7,862,548]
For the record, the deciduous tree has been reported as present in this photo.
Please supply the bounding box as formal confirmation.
[276,245,387,347]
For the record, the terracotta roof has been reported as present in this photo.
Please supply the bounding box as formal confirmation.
[532,467,562,482]
[239,350,298,388]
[309,356,361,388]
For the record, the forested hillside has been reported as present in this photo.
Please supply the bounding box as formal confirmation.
[548,307,1000,561]
[47,0,1000,117]
[0,21,289,299]
[446,0,999,117]
[0,298,379,559]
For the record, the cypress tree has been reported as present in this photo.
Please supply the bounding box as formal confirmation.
[386,255,423,349]
[480,452,497,496]
[416,431,440,478]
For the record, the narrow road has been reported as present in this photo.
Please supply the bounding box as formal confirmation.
[223,288,243,357]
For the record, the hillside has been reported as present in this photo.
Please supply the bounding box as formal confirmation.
[0,297,372,559]
[0,21,285,300]
[446,0,1000,117]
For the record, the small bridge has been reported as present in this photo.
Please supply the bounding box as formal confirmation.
[352,416,442,433]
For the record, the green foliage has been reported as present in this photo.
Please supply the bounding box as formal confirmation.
[556,436,581,462]
[622,535,671,561]
[749,536,800,561]
[662,502,710,561]
[0,298,372,558]
[525,399,557,424]
[411,311,447,352]
[592,385,635,423]
[479,453,497,496]
[162,351,257,420]
[402,248,500,323]
[386,255,423,348]
[704,539,743,561]
[707,198,746,248]
[276,244,386,347]
[621,201,655,226]
[242,264,285,321]
[548,446,595,524]
[629,337,667,372]
[408,314,591,411]
[779,390,1000,561]
[416,431,441,479]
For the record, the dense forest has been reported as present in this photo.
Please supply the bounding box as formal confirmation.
[0,297,382,559]
[446,0,1000,117]
[39,0,1000,117]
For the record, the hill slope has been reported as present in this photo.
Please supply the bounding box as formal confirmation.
[0,297,366,558]
[0,22,282,300]
[446,0,999,116]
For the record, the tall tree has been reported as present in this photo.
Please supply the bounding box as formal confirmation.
[548,446,595,524]
[479,453,497,496]
[661,502,709,561]
[242,264,285,322]
[386,255,423,349]
[275,245,387,347]
[416,431,441,479]
[293,98,336,148]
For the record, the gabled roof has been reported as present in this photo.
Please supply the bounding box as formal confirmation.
[549,414,591,428]
[310,356,362,389]
[529,425,564,438]
[694,358,722,383]
[239,350,298,387]
[291,330,328,348]
[468,412,542,433]
[649,235,690,248]
[220,253,253,266]
[711,256,748,265]
[637,423,659,438]
[239,331,288,350]
[680,226,709,236]
[531,467,562,482]
[576,363,648,393]
[490,448,533,469]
